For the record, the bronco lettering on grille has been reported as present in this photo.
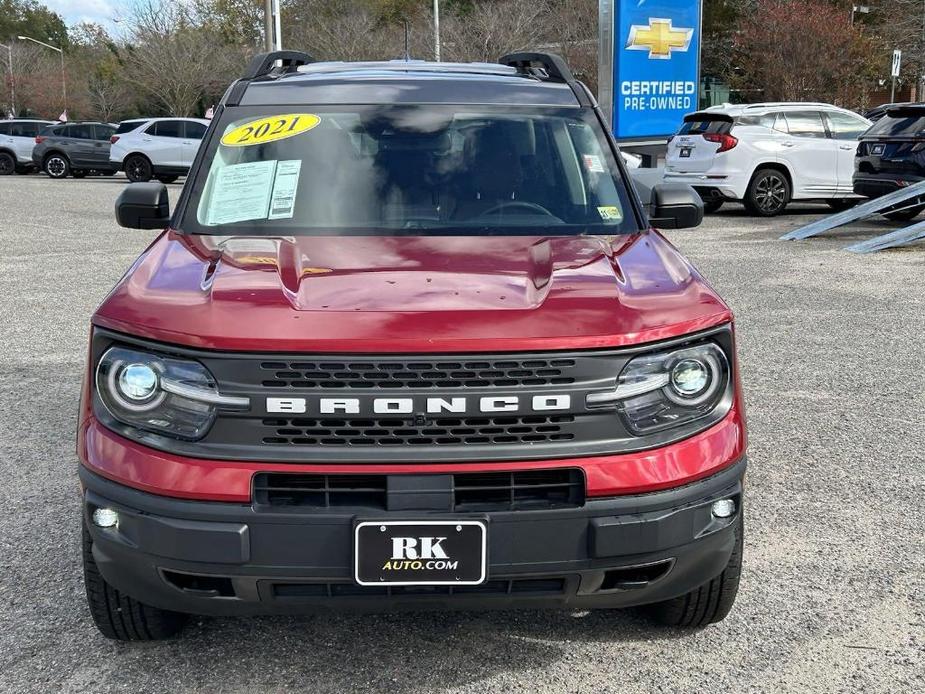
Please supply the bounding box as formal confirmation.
[266,395,571,415]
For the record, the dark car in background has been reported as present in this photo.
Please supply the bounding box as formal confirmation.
[854,104,925,221]
[862,102,914,123]
[32,121,118,179]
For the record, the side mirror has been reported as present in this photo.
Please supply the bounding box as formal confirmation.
[649,183,704,230]
[115,182,170,229]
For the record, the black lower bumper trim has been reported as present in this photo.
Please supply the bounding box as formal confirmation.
[80,459,745,615]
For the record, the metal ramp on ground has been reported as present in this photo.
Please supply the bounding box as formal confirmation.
[780,179,925,241]
[844,220,925,253]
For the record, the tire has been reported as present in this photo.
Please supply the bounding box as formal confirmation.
[44,153,70,179]
[82,522,188,641]
[703,199,724,214]
[883,204,925,222]
[644,515,743,627]
[0,151,15,175]
[156,175,179,184]
[124,154,153,183]
[743,169,790,216]
[72,170,87,179]
[827,199,858,212]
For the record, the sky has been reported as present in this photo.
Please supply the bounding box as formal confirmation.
[40,0,135,34]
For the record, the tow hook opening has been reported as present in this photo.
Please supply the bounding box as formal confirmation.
[162,570,236,598]
[598,559,674,591]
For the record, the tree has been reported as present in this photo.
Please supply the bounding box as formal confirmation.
[731,0,879,108]
[0,0,69,47]
[69,24,132,122]
[121,1,248,116]
[871,0,925,99]
[192,0,265,47]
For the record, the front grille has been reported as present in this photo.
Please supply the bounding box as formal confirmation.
[253,468,585,512]
[453,469,584,511]
[253,474,387,508]
[271,578,566,599]
[258,358,577,389]
[260,414,576,447]
[95,325,734,463]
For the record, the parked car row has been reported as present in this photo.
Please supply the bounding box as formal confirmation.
[664,100,925,220]
[0,117,209,182]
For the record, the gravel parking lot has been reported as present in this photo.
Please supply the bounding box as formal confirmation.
[0,175,922,693]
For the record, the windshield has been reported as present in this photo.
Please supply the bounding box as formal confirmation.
[179,105,638,236]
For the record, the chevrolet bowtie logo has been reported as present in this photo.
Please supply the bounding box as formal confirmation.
[626,18,693,60]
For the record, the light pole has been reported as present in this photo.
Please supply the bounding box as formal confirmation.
[0,43,14,116]
[433,0,441,62]
[263,0,282,51]
[17,35,66,116]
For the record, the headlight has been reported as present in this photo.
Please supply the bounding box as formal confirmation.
[587,342,729,435]
[95,346,249,440]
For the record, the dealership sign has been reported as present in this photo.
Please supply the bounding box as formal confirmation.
[599,0,702,141]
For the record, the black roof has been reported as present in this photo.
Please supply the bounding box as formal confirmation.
[230,53,591,109]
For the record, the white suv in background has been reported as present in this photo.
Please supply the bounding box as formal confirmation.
[110,117,210,183]
[0,119,55,174]
[664,103,872,216]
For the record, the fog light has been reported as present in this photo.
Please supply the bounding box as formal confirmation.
[711,499,735,518]
[92,508,119,528]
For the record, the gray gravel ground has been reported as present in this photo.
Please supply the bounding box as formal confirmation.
[0,175,922,693]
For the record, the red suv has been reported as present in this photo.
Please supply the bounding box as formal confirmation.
[79,52,746,640]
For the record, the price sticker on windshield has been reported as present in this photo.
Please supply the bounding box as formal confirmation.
[221,114,321,147]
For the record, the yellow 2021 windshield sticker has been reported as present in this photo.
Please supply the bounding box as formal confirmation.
[221,113,321,147]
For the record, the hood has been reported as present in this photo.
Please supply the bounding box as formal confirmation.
[93,231,732,352]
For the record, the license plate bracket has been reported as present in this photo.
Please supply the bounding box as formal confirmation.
[354,519,487,586]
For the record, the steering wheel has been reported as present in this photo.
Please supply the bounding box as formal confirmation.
[475,201,558,219]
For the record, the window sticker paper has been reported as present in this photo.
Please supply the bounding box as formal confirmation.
[268,160,302,220]
[583,154,606,173]
[206,160,277,225]
[597,205,623,222]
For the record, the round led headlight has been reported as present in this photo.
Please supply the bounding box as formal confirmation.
[664,350,723,406]
[670,358,710,397]
[103,357,166,412]
[117,363,159,402]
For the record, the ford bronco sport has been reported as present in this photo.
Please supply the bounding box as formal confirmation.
[79,51,746,640]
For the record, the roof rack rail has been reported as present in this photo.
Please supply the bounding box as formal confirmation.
[224,50,316,107]
[241,50,316,80]
[499,52,574,83]
[499,51,592,106]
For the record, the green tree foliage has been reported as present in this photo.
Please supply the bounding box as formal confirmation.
[0,0,69,47]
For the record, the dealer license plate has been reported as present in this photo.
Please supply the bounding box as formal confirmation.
[354,520,487,586]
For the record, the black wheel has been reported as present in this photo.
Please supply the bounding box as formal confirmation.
[883,204,925,222]
[743,169,790,216]
[82,522,187,640]
[156,175,179,184]
[827,199,858,212]
[124,154,153,183]
[0,151,15,175]
[703,199,724,214]
[644,515,743,627]
[72,170,87,179]
[44,153,70,179]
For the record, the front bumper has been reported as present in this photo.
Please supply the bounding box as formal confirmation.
[81,458,745,616]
